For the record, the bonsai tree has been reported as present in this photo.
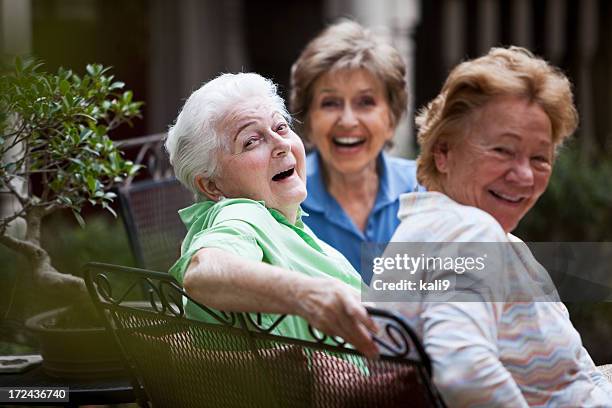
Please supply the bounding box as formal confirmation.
[0,58,142,303]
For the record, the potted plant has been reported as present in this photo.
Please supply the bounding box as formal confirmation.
[0,58,143,377]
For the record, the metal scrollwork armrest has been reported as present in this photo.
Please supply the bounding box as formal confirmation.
[84,262,429,371]
[85,262,238,326]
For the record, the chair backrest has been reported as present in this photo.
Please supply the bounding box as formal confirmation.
[84,262,446,408]
[117,178,194,271]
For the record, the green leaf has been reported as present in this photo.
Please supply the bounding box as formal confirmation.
[58,67,72,80]
[109,81,124,90]
[69,129,80,144]
[121,91,133,103]
[79,127,93,141]
[68,157,85,167]
[98,163,110,174]
[61,96,72,112]
[86,174,96,193]
[72,209,86,228]
[75,113,96,122]
[102,202,117,218]
[83,146,100,156]
[109,151,120,171]
[59,79,70,93]
[127,163,144,177]
[99,66,112,76]
[86,64,96,76]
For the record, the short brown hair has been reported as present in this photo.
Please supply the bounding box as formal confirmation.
[416,46,579,191]
[290,19,408,140]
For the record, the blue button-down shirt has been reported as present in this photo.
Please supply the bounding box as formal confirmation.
[301,151,420,284]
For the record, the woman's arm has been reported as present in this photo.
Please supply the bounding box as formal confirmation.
[421,302,529,407]
[183,247,378,358]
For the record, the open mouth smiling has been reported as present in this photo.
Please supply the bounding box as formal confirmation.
[332,137,366,148]
[489,190,526,204]
[272,167,295,181]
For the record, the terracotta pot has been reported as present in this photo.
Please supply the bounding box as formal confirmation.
[25,307,125,379]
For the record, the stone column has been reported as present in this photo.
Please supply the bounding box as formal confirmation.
[478,0,499,55]
[1,0,31,240]
[512,0,532,48]
[545,0,567,64]
[148,0,246,134]
[442,0,465,69]
[324,0,421,158]
[577,0,598,159]
[1,0,31,56]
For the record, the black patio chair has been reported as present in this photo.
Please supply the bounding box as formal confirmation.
[84,262,447,408]
[116,177,194,271]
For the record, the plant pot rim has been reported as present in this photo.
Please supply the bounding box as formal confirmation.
[25,306,106,334]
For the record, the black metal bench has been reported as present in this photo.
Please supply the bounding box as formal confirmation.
[84,262,446,407]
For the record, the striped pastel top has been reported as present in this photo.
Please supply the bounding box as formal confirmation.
[382,192,612,407]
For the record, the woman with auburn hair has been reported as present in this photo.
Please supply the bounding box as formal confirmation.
[290,20,419,282]
[384,47,612,406]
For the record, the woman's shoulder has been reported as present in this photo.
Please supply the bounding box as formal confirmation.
[384,154,417,170]
[185,198,271,229]
[382,154,419,193]
[213,198,269,218]
[394,192,507,243]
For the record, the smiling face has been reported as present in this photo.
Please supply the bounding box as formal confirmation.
[307,68,394,176]
[200,98,307,221]
[434,95,554,233]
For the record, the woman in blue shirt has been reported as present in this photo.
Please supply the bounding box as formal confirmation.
[290,20,419,283]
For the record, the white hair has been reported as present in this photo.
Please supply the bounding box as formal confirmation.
[165,72,290,196]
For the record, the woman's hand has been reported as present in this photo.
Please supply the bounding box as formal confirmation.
[293,277,379,358]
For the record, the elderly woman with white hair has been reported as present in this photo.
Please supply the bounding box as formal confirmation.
[164,72,377,358]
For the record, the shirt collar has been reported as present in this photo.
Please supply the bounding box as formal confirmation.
[373,152,394,210]
[178,200,215,227]
[269,206,307,229]
[302,151,328,213]
[303,150,410,213]
[180,198,306,228]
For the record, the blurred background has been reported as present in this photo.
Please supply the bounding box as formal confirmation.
[1,0,611,362]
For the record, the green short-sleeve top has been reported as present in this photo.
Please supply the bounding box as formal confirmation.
[169,198,363,341]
